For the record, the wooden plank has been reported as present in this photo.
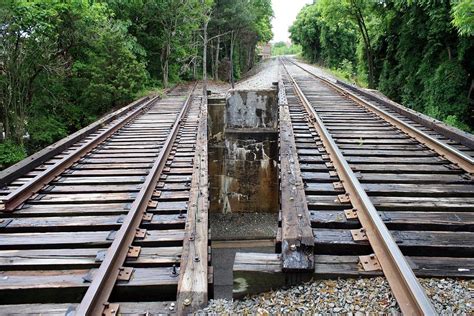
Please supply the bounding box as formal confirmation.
[349,164,458,173]
[338,80,474,148]
[309,210,474,230]
[44,184,142,194]
[0,247,182,269]
[305,183,474,197]
[52,176,146,184]
[10,203,129,216]
[65,169,151,176]
[28,192,137,204]
[311,228,474,256]
[177,97,209,314]
[279,100,314,270]
[233,252,474,298]
[0,302,177,315]
[0,214,185,232]
[0,229,184,249]
[368,196,474,211]
[0,267,180,304]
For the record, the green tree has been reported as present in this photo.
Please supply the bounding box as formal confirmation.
[290,0,473,131]
[208,0,273,83]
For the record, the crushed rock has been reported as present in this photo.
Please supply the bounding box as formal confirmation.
[235,58,279,90]
[199,277,473,315]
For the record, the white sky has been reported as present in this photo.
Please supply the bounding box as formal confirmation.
[271,0,314,43]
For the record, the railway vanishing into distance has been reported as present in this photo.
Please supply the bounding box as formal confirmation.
[0,57,472,315]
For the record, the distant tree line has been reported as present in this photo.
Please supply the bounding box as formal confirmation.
[290,0,474,131]
[271,41,302,56]
[0,0,272,168]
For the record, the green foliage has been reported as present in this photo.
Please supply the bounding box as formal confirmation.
[289,4,322,63]
[0,141,27,169]
[425,60,468,119]
[0,0,213,168]
[289,1,358,69]
[27,116,68,151]
[208,0,274,79]
[290,0,473,131]
[271,42,302,56]
[451,0,474,36]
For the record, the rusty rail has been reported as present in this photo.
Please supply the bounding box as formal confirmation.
[74,83,197,316]
[281,58,436,315]
[0,97,159,212]
[285,57,474,173]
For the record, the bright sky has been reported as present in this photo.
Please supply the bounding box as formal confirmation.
[271,0,314,43]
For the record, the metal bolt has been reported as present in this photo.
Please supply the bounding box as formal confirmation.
[183,298,191,306]
[171,264,178,276]
[290,244,297,251]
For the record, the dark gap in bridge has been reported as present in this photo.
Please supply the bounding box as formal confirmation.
[207,87,280,299]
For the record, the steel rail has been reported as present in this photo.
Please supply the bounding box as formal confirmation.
[0,96,151,187]
[0,97,159,212]
[285,57,474,173]
[75,83,197,316]
[281,59,436,315]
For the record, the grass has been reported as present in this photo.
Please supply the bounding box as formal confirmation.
[293,55,368,88]
[135,86,166,99]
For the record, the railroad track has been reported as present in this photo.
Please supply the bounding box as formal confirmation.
[235,58,473,314]
[1,56,473,314]
[0,83,211,315]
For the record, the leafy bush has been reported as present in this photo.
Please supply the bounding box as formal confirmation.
[424,60,468,119]
[26,116,68,152]
[444,115,471,132]
[0,141,27,169]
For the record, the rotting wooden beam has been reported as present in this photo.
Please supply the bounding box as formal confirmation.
[279,80,314,271]
[177,96,209,315]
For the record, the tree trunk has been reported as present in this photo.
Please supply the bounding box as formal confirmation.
[162,41,170,88]
[202,18,209,100]
[214,36,220,80]
[230,32,235,89]
[351,0,375,88]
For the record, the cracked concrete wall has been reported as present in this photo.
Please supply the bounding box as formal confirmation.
[208,89,279,214]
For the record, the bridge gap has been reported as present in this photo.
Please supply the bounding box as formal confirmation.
[207,87,280,298]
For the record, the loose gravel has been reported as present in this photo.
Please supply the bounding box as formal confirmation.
[235,58,279,90]
[202,57,474,315]
[199,277,473,315]
[421,278,473,315]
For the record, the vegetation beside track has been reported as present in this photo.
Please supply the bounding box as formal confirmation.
[289,0,474,132]
[0,0,272,169]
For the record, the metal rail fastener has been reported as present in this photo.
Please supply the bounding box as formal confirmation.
[0,97,159,212]
[281,58,436,315]
[75,83,197,315]
[286,57,474,173]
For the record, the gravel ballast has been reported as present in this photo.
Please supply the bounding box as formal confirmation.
[199,277,472,315]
